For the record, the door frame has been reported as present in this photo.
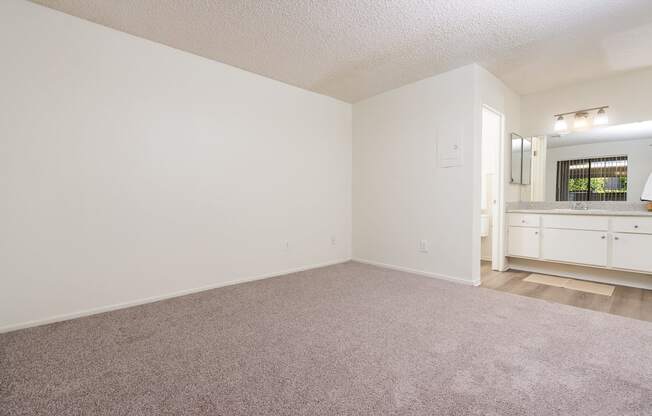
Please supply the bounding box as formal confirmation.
[481,105,507,272]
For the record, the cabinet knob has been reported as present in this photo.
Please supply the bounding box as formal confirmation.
[634,225,639,229]
[614,236,620,240]
[601,235,606,239]
[534,231,539,235]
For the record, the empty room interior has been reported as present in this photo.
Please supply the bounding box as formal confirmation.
[3,1,652,414]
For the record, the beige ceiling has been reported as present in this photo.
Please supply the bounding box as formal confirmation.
[31,0,652,102]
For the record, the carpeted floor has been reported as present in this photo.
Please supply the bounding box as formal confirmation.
[1,261,651,415]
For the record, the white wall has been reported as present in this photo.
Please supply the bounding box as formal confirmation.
[353,65,481,283]
[0,0,352,331]
[545,138,652,202]
[352,64,520,283]
[521,67,652,137]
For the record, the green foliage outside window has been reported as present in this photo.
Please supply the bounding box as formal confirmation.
[557,156,627,201]
[568,178,588,192]
[568,176,627,194]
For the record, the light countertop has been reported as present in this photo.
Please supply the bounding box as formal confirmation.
[507,209,652,217]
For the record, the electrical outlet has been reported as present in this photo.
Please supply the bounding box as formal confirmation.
[284,240,290,250]
[419,240,429,253]
[331,236,336,246]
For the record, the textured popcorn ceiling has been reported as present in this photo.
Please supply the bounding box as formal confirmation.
[30,0,652,102]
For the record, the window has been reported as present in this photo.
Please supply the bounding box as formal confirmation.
[556,156,627,201]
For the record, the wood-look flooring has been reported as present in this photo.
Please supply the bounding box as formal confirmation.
[480,261,652,322]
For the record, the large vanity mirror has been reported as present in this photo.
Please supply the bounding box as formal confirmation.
[524,121,652,203]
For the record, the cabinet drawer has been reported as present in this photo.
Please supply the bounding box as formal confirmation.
[541,228,608,267]
[541,214,608,231]
[508,213,540,228]
[507,226,540,258]
[612,233,652,273]
[612,217,652,234]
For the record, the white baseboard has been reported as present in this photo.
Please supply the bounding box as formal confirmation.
[352,258,481,286]
[0,258,351,334]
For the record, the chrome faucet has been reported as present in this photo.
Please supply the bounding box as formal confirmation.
[571,201,589,210]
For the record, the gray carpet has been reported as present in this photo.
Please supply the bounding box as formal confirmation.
[1,261,651,415]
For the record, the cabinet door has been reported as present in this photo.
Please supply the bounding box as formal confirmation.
[541,228,608,267]
[612,233,652,273]
[508,226,540,258]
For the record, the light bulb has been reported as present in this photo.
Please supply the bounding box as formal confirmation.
[573,112,589,129]
[554,115,567,132]
[594,108,608,126]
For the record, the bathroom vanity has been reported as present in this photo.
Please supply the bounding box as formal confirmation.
[506,209,652,287]
[500,116,652,288]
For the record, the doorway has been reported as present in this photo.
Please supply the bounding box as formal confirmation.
[481,106,505,273]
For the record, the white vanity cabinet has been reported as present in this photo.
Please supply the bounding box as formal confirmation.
[612,217,652,234]
[507,226,540,258]
[508,213,540,228]
[507,214,541,258]
[539,214,609,267]
[612,233,652,272]
[611,216,652,272]
[507,212,652,274]
[541,229,608,267]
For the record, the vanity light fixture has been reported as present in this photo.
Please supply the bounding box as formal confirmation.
[554,115,568,133]
[553,106,609,132]
[593,107,609,125]
[573,112,589,129]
